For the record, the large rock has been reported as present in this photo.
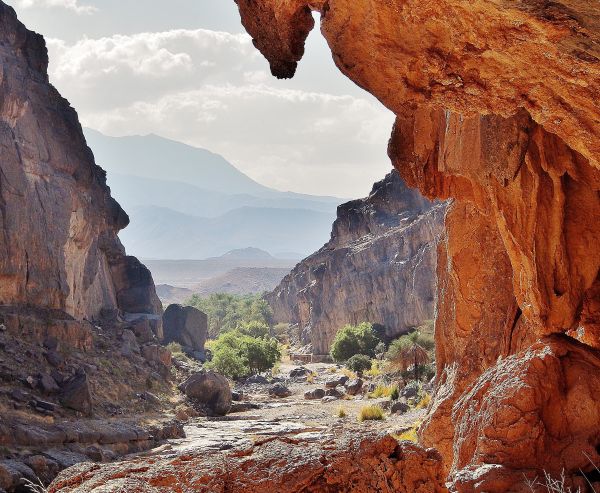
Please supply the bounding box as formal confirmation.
[178,371,232,416]
[49,435,448,492]
[0,2,161,324]
[162,304,208,352]
[266,170,446,353]
[60,372,92,415]
[235,1,600,490]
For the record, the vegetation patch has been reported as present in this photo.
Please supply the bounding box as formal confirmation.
[368,384,398,399]
[206,330,281,379]
[330,322,381,362]
[358,404,385,422]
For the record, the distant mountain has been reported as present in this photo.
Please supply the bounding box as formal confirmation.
[85,129,343,203]
[105,173,340,218]
[192,267,290,297]
[219,248,274,260]
[143,257,297,288]
[155,284,193,305]
[84,129,344,260]
[124,205,333,260]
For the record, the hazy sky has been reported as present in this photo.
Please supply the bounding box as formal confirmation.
[8,0,395,197]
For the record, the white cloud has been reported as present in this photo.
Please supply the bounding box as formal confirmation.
[14,0,96,14]
[46,30,395,196]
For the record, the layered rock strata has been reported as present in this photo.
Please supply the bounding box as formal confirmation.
[234,0,600,491]
[267,170,446,354]
[0,3,161,325]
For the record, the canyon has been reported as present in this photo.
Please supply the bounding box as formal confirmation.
[0,0,598,492]
[267,170,446,355]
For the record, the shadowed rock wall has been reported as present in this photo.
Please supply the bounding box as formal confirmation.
[0,3,161,324]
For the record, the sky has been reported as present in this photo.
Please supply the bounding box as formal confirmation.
[7,0,395,197]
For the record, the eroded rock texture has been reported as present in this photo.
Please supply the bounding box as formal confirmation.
[0,3,161,323]
[49,434,448,493]
[267,170,446,354]
[236,0,600,491]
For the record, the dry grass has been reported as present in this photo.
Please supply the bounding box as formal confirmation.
[358,405,385,422]
[416,393,432,409]
[364,360,382,377]
[395,427,418,443]
[368,384,397,399]
[341,368,357,380]
[337,406,347,418]
[306,372,316,384]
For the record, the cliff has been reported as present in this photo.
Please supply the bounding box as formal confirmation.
[0,3,161,324]
[267,170,446,354]
[233,0,600,491]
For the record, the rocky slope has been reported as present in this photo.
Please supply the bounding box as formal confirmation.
[233,0,600,491]
[0,4,182,490]
[267,170,446,354]
[0,3,161,324]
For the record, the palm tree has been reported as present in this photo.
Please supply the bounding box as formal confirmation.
[387,331,431,381]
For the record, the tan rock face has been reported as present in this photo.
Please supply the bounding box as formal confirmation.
[235,0,600,490]
[0,4,161,322]
[267,170,446,354]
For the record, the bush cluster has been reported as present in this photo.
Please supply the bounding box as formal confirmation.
[206,330,281,379]
[330,322,381,362]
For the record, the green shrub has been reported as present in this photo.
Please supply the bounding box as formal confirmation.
[208,344,248,379]
[330,322,381,362]
[206,330,281,379]
[345,354,372,373]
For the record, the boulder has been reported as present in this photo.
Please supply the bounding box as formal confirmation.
[325,377,346,389]
[60,372,93,415]
[38,373,60,394]
[269,383,292,398]
[391,401,409,415]
[178,371,232,416]
[325,387,344,398]
[304,388,326,400]
[289,366,311,378]
[162,304,208,352]
[344,378,363,396]
[246,374,269,385]
[120,329,140,357]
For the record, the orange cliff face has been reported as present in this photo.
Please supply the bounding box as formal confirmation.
[235,0,600,490]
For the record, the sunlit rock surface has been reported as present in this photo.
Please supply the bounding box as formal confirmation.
[236,0,600,490]
[267,170,446,354]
